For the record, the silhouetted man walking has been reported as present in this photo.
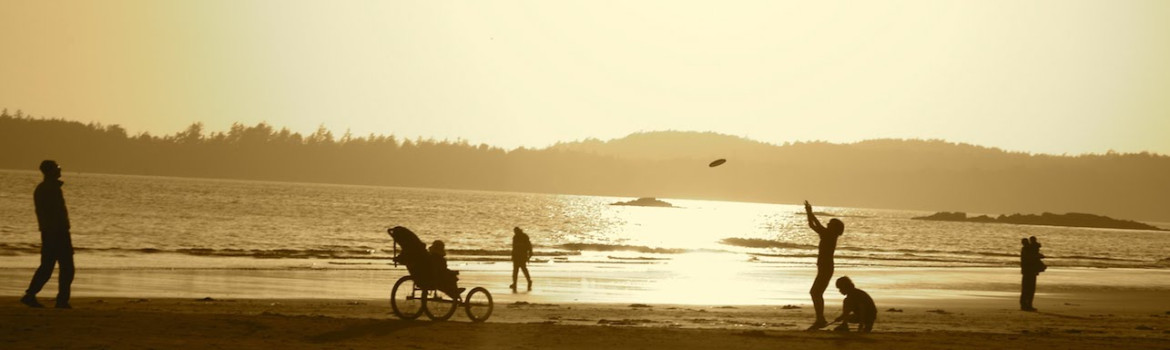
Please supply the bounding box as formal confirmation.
[510,227,533,291]
[21,160,74,309]
[804,200,844,330]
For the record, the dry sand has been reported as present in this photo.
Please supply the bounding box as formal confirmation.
[3,296,1169,349]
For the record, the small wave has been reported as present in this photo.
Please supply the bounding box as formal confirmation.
[557,243,688,254]
[720,238,817,250]
[1049,255,1144,262]
[720,237,1020,258]
[447,249,579,257]
[607,256,671,261]
[0,243,41,255]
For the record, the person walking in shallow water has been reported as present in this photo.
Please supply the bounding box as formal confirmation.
[21,160,74,309]
[1020,236,1046,311]
[804,200,844,330]
[510,227,534,291]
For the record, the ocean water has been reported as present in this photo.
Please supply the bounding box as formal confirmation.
[1,169,1167,270]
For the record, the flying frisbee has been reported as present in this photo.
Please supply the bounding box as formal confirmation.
[708,159,727,167]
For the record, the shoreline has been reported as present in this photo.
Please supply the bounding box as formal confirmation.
[3,264,1170,309]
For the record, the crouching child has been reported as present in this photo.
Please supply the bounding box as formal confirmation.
[832,276,876,332]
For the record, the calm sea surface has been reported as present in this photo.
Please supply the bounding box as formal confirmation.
[1,170,1167,270]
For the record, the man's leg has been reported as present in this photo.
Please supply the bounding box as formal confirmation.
[1021,274,1036,311]
[520,264,531,290]
[1019,274,1026,310]
[1024,274,1037,310]
[23,250,57,307]
[56,250,74,308]
[510,263,519,289]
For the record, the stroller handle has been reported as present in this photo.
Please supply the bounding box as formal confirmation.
[388,228,398,267]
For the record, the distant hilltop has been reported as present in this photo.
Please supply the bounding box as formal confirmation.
[3,112,1169,221]
[912,212,1166,231]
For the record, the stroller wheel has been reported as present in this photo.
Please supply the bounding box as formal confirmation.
[464,287,494,322]
[423,289,458,321]
[390,276,423,320]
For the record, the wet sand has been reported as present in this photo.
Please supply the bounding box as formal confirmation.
[2,265,1170,348]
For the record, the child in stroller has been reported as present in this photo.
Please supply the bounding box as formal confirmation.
[388,226,464,300]
[428,240,465,299]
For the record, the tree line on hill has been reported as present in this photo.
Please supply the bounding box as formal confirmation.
[3,109,1168,222]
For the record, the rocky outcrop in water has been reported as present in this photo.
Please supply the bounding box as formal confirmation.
[912,211,1165,231]
[610,197,675,208]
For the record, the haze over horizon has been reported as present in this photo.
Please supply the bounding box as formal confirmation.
[3,1,1169,155]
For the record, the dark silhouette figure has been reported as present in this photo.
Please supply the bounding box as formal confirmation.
[510,227,533,291]
[22,160,74,309]
[832,276,876,333]
[1020,236,1046,311]
[386,227,464,299]
[428,240,464,299]
[804,200,844,330]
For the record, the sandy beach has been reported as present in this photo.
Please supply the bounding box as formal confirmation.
[3,264,1169,349]
[3,297,1169,349]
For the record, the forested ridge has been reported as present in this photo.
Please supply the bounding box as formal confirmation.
[3,109,1168,222]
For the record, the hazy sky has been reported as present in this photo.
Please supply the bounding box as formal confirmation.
[2,1,1168,154]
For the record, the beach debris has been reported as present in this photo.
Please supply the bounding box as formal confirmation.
[715,306,737,309]
[1135,325,1155,330]
[507,301,559,308]
[1063,302,1079,306]
[886,308,904,312]
[346,301,365,305]
[781,305,801,310]
[926,309,951,315]
[740,330,767,337]
[128,298,150,303]
[197,297,216,302]
[598,319,652,326]
[629,303,652,308]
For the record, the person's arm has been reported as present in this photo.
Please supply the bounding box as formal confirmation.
[527,236,534,260]
[834,297,854,322]
[805,200,825,234]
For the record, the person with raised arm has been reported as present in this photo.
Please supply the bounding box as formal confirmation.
[804,200,845,330]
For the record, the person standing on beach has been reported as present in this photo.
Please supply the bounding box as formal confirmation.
[804,200,844,330]
[510,227,534,291]
[21,160,74,309]
[1020,236,1046,311]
